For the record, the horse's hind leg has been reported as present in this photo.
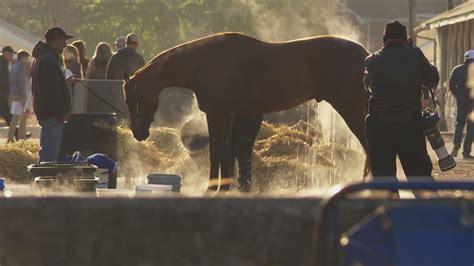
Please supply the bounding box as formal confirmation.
[219,115,235,192]
[233,114,263,192]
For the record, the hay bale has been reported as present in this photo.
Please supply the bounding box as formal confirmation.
[114,119,362,191]
[148,127,182,152]
[289,120,323,143]
[257,121,278,140]
[0,140,39,183]
[117,127,189,178]
[251,120,364,191]
[256,135,309,158]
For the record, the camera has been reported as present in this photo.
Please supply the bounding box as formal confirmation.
[421,111,456,172]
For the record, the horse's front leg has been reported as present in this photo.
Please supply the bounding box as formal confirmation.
[206,112,222,192]
[218,114,235,192]
[205,112,233,192]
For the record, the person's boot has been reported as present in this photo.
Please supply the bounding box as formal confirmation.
[14,126,31,141]
[463,153,474,160]
[451,145,460,157]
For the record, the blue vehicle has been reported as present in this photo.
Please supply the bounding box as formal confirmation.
[316,182,474,266]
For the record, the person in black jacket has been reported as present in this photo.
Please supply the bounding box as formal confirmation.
[0,46,15,126]
[31,27,74,162]
[449,50,474,159]
[105,32,145,79]
[364,21,439,187]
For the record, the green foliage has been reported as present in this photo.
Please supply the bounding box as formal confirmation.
[0,0,343,60]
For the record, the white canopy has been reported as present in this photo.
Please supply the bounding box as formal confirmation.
[0,18,39,53]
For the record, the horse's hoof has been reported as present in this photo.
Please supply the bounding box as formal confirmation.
[238,180,251,193]
[205,185,219,196]
[219,185,231,192]
[238,186,250,193]
[204,191,219,197]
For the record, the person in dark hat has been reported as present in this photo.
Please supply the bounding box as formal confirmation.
[113,36,126,52]
[31,27,75,162]
[0,45,16,126]
[364,21,440,193]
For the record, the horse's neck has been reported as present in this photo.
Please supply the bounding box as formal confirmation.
[142,50,196,94]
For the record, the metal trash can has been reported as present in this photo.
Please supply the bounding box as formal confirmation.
[28,163,98,192]
[59,113,118,161]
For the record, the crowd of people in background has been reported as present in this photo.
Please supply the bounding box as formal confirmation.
[0,29,146,149]
[1,23,473,166]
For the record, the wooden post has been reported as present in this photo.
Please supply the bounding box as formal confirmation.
[448,0,454,10]
[409,0,417,43]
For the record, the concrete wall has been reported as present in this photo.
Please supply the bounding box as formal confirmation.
[0,196,322,266]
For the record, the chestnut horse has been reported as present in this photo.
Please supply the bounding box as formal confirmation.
[123,32,370,192]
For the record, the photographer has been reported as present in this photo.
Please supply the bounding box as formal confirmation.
[364,21,439,186]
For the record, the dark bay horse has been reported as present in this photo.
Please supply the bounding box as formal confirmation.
[123,32,370,192]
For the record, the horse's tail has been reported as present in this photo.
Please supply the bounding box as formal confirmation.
[354,43,372,181]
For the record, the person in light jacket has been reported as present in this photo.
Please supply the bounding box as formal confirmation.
[7,50,31,142]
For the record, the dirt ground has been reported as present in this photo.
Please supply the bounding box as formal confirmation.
[427,134,474,181]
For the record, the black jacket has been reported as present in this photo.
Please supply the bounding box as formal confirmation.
[105,47,145,79]
[365,43,439,122]
[0,56,9,98]
[449,60,473,108]
[31,41,71,120]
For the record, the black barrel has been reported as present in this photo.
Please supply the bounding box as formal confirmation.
[28,163,99,192]
[59,113,118,161]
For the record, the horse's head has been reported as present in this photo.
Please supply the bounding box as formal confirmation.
[123,71,159,141]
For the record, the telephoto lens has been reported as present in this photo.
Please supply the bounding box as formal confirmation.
[421,111,456,171]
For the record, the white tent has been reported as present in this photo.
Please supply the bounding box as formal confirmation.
[0,18,39,53]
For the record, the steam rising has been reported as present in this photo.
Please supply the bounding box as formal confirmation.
[123,0,365,194]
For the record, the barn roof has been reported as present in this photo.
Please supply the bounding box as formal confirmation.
[416,2,474,32]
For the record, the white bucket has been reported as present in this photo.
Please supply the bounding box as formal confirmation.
[135,184,173,194]
[97,189,134,198]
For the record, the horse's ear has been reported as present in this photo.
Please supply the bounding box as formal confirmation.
[123,71,130,83]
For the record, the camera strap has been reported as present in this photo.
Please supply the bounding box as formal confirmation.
[426,85,438,109]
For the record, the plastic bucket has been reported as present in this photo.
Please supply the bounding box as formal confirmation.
[135,184,173,194]
[147,174,181,192]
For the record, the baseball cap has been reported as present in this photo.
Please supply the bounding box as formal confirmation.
[114,36,126,47]
[126,33,139,44]
[465,50,474,60]
[45,27,74,41]
[1,46,17,54]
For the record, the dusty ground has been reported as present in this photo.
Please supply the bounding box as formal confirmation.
[0,123,472,193]
[427,134,474,181]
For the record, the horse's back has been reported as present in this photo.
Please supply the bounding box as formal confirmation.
[196,32,267,49]
[284,35,368,61]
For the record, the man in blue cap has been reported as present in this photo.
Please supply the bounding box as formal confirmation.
[449,50,474,159]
